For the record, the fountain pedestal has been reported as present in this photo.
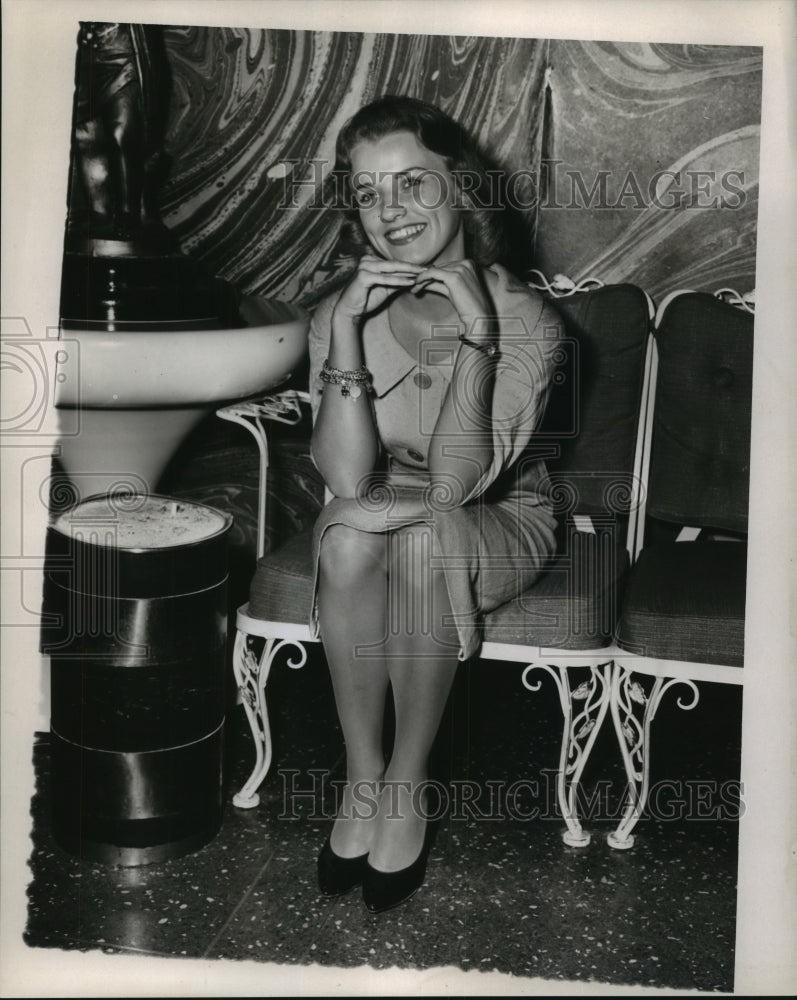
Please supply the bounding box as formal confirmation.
[44,494,233,865]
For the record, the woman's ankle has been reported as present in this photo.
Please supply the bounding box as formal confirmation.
[329,776,382,857]
[368,780,430,872]
[381,767,429,802]
[336,777,382,822]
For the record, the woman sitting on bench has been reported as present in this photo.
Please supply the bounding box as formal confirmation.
[309,95,562,912]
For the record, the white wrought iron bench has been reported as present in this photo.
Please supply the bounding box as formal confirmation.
[218,274,656,847]
[602,287,754,849]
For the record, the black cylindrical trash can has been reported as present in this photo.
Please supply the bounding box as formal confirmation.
[42,494,233,866]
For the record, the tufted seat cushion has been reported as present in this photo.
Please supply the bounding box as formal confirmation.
[646,293,753,534]
[483,529,629,650]
[248,530,315,624]
[615,539,746,667]
[540,284,650,516]
[248,525,629,651]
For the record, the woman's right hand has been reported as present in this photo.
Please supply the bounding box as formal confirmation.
[316,254,412,495]
[334,254,423,323]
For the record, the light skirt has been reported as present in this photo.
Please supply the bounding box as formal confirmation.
[310,475,558,661]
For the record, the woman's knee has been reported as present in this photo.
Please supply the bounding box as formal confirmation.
[318,524,386,588]
[388,524,437,581]
[387,524,457,641]
[388,523,450,604]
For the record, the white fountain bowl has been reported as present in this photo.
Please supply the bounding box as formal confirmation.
[55,297,309,408]
[53,296,310,500]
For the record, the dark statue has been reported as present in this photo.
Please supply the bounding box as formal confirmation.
[62,22,240,331]
[69,22,171,244]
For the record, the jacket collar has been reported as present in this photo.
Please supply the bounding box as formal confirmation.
[363,309,418,398]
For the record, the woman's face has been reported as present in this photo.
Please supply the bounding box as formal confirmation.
[348,130,465,267]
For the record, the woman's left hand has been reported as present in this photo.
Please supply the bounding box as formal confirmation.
[413,261,494,343]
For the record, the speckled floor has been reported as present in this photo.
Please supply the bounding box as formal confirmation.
[24,647,742,993]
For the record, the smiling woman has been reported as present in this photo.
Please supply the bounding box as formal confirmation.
[333,95,507,269]
[349,132,464,265]
[303,96,563,914]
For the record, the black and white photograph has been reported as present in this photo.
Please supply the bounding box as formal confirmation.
[1,1,794,996]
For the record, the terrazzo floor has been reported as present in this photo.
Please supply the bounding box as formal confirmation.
[23,646,742,994]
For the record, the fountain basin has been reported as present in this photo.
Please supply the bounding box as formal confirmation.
[55,297,308,408]
[54,297,309,500]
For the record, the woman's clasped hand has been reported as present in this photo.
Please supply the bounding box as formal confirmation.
[337,253,494,343]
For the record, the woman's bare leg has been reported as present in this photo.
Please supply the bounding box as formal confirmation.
[369,522,460,872]
[317,524,391,857]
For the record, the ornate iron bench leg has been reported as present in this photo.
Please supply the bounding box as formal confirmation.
[231,627,309,808]
[607,662,699,849]
[216,391,313,809]
[522,661,612,846]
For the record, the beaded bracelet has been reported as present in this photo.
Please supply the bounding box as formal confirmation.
[319,359,372,399]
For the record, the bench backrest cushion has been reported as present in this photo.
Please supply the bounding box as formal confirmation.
[539,283,651,518]
[648,292,754,534]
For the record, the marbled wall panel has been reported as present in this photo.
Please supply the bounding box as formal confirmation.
[159,28,548,306]
[534,41,762,298]
[156,29,761,307]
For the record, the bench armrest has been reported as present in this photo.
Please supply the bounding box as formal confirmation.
[216,390,311,559]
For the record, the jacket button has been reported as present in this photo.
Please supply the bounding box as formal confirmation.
[413,371,432,389]
[407,448,425,463]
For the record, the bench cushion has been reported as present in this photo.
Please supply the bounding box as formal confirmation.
[615,540,746,667]
[541,284,650,516]
[248,530,315,624]
[482,531,629,650]
[647,293,753,534]
[248,526,628,652]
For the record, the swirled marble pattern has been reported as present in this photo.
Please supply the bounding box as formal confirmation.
[159,27,548,305]
[158,29,760,304]
[163,27,762,305]
[535,41,761,298]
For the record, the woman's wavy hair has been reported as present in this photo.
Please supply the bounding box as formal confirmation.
[329,95,506,268]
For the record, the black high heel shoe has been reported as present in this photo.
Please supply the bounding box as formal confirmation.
[317,836,369,897]
[362,827,431,914]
